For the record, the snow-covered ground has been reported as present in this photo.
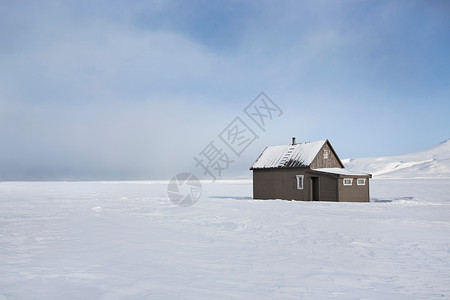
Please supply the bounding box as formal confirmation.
[1,179,449,299]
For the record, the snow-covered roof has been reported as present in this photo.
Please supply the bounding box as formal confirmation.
[251,140,326,169]
[312,168,371,177]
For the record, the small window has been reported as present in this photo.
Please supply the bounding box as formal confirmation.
[324,149,330,159]
[296,175,304,190]
[357,178,366,185]
[343,178,353,186]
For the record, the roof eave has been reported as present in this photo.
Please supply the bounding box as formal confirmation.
[309,169,372,178]
[249,146,269,170]
[251,165,310,170]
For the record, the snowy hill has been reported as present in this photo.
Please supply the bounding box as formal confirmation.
[343,139,450,178]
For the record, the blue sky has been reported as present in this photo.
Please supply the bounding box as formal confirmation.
[0,0,449,180]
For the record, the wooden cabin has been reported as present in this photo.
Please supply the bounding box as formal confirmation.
[250,138,372,202]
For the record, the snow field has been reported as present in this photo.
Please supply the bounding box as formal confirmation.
[0,179,449,299]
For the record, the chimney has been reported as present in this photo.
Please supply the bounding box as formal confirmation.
[292,137,296,145]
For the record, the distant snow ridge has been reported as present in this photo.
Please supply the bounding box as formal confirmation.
[344,139,450,178]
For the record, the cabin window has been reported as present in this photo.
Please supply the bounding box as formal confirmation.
[357,178,366,185]
[324,149,330,159]
[296,175,304,190]
[343,178,353,186]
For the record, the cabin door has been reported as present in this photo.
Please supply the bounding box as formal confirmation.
[311,177,319,201]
